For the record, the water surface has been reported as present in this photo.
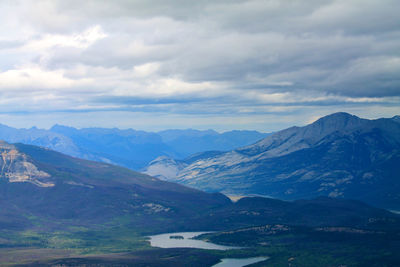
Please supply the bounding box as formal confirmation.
[212,257,269,267]
[148,232,240,250]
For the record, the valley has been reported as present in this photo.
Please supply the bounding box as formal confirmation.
[0,113,398,266]
[1,0,399,265]
[2,218,399,266]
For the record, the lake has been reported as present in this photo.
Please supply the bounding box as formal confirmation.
[212,257,269,267]
[148,231,239,250]
[148,232,268,267]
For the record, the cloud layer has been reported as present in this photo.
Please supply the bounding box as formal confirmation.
[0,0,399,131]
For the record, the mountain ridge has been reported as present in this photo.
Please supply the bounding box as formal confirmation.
[0,124,268,170]
[2,140,397,233]
[0,140,399,266]
[144,112,400,210]
[0,140,232,234]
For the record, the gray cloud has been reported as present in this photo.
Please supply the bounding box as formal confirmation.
[0,0,398,131]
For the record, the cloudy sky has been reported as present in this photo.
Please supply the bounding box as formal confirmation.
[0,0,399,132]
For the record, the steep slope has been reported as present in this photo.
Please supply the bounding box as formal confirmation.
[0,141,53,187]
[144,151,225,180]
[0,141,230,233]
[145,156,188,181]
[150,113,400,210]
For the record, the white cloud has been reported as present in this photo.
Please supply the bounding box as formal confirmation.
[0,0,398,131]
[24,25,107,51]
[0,65,91,90]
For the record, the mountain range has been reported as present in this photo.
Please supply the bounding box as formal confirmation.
[0,139,399,266]
[0,124,268,170]
[0,141,231,234]
[144,112,400,210]
[0,139,397,233]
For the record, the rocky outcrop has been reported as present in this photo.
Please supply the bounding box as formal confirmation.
[0,141,53,187]
[144,156,188,181]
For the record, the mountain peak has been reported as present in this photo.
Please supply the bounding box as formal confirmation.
[312,112,361,126]
[307,112,365,136]
[168,113,400,210]
[50,124,77,131]
[322,112,354,118]
[239,112,365,158]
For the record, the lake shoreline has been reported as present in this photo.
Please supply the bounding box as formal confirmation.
[149,231,269,267]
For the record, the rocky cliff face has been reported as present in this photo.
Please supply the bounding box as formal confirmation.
[0,141,53,187]
[144,156,188,181]
[144,113,400,210]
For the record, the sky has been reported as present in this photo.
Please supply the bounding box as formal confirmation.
[0,0,399,132]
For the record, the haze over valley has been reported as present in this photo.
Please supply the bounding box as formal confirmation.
[0,112,399,266]
[0,0,399,266]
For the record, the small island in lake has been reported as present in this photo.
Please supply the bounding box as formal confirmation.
[169,235,184,239]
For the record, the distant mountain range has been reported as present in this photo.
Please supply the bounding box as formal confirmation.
[144,112,400,210]
[0,124,268,170]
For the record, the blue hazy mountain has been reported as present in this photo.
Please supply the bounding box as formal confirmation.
[158,129,269,157]
[145,113,400,210]
[49,125,175,169]
[0,124,268,170]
